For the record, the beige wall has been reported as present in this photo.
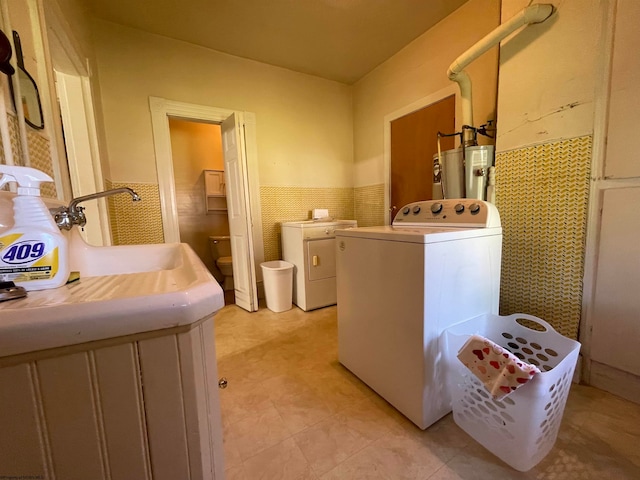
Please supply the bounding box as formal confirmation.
[92,20,353,189]
[603,0,640,179]
[169,119,224,171]
[352,0,501,188]
[496,0,602,151]
[48,0,94,60]
[7,0,38,75]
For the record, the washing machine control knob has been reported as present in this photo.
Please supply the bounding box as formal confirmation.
[403,207,410,215]
[470,203,481,214]
[430,203,443,214]
[454,203,465,214]
[412,206,421,214]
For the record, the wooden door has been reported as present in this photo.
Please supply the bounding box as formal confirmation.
[390,95,455,222]
[221,113,258,312]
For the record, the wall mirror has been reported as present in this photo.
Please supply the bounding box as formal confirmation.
[9,30,44,130]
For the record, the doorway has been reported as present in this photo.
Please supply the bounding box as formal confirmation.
[167,118,233,303]
[150,97,264,312]
[390,95,455,220]
[383,85,459,224]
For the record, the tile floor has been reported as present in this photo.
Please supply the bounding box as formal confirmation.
[214,305,640,479]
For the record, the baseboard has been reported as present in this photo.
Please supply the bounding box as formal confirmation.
[573,354,582,384]
[588,360,640,404]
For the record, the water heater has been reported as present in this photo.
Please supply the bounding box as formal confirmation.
[433,145,494,201]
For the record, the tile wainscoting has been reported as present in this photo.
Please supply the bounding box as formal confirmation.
[105,183,387,264]
[105,180,164,245]
[354,183,386,228]
[495,135,592,340]
[0,113,57,198]
[260,186,355,262]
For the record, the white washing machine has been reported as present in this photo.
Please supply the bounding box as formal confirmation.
[282,219,357,311]
[336,199,502,429]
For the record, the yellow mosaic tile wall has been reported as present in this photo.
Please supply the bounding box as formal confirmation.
[0,115,23,166]
[355,183,385,227]
[28,130,56,198]
[260,186,355,261]
[104,182,386,254]
[0,115,56,198]
[106,180,164,245]
[495,135,592,339]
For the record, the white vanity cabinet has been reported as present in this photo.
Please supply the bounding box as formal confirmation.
[0,236,226,479]
[0,318,224,480]
[205,169,227,213]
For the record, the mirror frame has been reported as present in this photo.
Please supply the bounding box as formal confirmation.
[9,65,44,130]
[9,30,44,130]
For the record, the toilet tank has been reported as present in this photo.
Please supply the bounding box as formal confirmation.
[209,236,231,258]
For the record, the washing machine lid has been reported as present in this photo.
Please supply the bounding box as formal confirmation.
[281,219,357,229]
[336,225,501,243]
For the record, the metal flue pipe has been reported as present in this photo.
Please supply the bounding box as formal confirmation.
[447,3,555,144]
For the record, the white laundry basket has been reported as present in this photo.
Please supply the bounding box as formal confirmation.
[445,313,581,472]
[260,261,294,312]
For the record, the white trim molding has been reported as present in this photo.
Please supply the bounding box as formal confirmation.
[148,96,264,276]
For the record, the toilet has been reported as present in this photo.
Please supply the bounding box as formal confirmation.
[209,236,234,291]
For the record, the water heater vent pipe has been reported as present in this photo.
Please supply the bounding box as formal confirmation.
[447,3,554,143]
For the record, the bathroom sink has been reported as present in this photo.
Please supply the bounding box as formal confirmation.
[69,231,184,276]
[0,229,224,358]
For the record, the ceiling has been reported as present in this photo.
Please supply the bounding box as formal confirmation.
[80,0,468,84]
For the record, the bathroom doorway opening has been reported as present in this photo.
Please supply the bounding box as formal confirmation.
[150,97,264,312]
[167,118,234,304]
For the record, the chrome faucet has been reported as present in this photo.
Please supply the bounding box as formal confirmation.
[51,188,141,230]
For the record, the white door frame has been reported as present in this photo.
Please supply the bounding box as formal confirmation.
[56,72,110,245]
[382,84,459,224]
[149,96,265,278]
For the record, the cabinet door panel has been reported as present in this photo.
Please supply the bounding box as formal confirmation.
[590,188,640,376]
[205,170,225,196]
[306,238,336,281]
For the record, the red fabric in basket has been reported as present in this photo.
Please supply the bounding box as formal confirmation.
[457,335,541,399]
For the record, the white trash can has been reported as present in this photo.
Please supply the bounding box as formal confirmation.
[260,260,294,312]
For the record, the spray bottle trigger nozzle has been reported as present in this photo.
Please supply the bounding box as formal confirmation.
[0,166,53,195]
[0,173,16,190]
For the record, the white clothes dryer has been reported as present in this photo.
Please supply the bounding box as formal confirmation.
[282,219,357,311]
[336,199,502,429]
